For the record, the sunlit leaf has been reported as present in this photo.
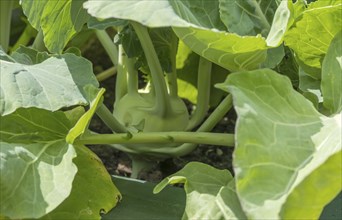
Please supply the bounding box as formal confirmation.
[0,141,77,219]
[284,0,342,78]
[66,87,105,143]
[0,50,98,116]
[154,162,247,220]
[217,69,341,219]
[0,108,71,143]
[40,145,121,220]
[20,0,89,53]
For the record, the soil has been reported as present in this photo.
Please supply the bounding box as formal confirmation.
[83,35,236,183]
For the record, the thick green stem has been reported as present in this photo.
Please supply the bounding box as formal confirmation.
[126,57,139,94]
[32,29,47,52]
[0,0,14,52]
[95,30,118,66]
[96,103,127,133]
[10,24,37,53]
[75,131,234,147]
[130,21,171,116]
[155,94,234,157]
[130,155,156,179]
[96,30,127,101]
[187,57,212,130]
[96,66,116,82]
[167,35,179,97]
[115,44,128,101]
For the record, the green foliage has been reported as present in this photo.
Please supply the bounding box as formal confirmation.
[217,69,341,219]
[41,145,121,219]
[1,0,341,219]
[103,176,185,220]
[157,69,341,220]
[0,48,98,115]
[321,30,342,114]
[284,0,342,78]
[20,0,89,53]
[155,162,247,220]
[0,140,76,219]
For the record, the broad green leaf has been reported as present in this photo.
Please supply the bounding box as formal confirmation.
[169,0,226,30]
[20,0,89,53]
[154,162,247,220]
[11,46,50,65]
[261,45,284,69]
[149,27,178,73]
[217,69,342,219]
[171,0,292,70]
[0,108,71,143]
[0,52,98,116]
[284,1,342,78]
[281,151,342,219]
[0,141,77,219]
[84,0,191,28]
[174,27,268,71]
[40,145,121,220]
[321,30,342,115]
[103,176,185,220]
[219,0,280,36]
[88,16,128,30]
[84,0,292,72]
[66,88,105,143]
[119,24,143,59]
[118,26,178,74]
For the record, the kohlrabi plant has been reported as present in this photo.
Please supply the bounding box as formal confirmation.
[0,0,341,219]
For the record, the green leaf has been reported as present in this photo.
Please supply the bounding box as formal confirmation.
[298,67,323,104]
[66,88,105,143]
[63,106,86,127]
[148,27,178,73]
[154,162,247,220]
[84,0,292,72]
[261,45,285,69]
[169,0,226,30]
[219,0,280,36]
[0,52,98,116]
[11,46,50,65]
[0,141,77,219]
[284,1,342,78]
[321,30,342,115]
[84,0,191,28]
[217,69,342,219]
[281,151,342,219]
[103,176,185,220]
[0,108,71,143]
[40,145,121,220]
[88,16,128,30]
[20,0,89,53]
[174,27,268,71]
